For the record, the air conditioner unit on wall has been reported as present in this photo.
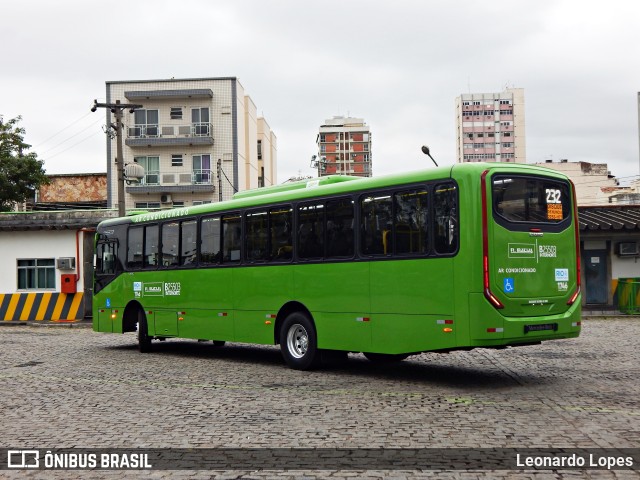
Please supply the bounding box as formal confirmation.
[160,194,172,204]
[56,257,76,270]
[618,242,639,256]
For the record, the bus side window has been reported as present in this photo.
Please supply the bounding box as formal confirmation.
[162,222,180,267]
[395,188,429,255]
[298,202,324,259]
[326,198,354,258]
[145,225,159,267]
[181,219,197,266]
[360,194,392,256]
[246,210,269,262]
[96,241,117,275]
[200,216,221,264]
[127,226,144,269]
[434,183,458,254]
[270,207,292,261]
[222,214,241,263]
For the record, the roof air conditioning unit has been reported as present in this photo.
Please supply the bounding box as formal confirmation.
[161,194,172,204]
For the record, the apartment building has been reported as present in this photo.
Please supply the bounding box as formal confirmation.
[316,116,372,177]
[455,87,526,163]
[105,77,277,211]
[537,159,640,206]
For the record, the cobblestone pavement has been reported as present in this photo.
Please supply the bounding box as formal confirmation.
[0,318,638,479]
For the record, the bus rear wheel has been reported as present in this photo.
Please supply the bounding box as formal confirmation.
[137,310,152,353]
[280,312,319,370]
[363,352,409,363]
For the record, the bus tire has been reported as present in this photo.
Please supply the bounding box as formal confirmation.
[137,310,152,353]
[363,352,409,363]
[280,312,319,370]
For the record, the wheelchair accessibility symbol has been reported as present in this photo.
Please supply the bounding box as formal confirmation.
[503,278,514,293]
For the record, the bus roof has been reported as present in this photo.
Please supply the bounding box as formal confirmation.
[98,163,570,228]
[232,175,362,200]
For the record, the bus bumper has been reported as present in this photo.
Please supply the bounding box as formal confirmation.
[468,293,582,347]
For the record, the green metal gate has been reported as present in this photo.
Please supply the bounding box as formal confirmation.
[618,279,640,315]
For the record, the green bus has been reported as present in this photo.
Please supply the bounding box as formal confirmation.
[93,163,581,370]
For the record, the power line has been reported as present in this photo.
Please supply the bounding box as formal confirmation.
[39,118,103,155]
[43,130,102,161]
[34,112,94,148]
[219,164,238,193]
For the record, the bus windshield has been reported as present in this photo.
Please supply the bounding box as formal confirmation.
[492,175,571,227]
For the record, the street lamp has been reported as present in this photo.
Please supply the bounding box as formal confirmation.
[310,155,327,177]
[421,145,438,167]
[91,99,143,216]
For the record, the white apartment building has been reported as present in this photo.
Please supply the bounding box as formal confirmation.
[538,160,640,206]
[105,77,277,211]
[455,87,526,164]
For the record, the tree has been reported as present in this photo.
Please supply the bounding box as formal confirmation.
[0,116,48,211]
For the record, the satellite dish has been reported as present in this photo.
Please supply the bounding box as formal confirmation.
[124,163,145,184]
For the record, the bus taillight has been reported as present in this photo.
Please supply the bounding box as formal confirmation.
[481,170,504,310]
[567,180,581,306]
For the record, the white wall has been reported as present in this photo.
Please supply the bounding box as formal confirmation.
[611,245,640,279]
[0,230,83,293]
[243,95,259,190]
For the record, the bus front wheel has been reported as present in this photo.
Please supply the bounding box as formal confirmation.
[280,312,319,370]
[137,310,152,353]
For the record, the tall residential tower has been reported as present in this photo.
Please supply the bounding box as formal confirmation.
[455,87,526,163]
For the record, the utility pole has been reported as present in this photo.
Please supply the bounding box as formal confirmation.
[91,99,143,216]
[217,159,223,201]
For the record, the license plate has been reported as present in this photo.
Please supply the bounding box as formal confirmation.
[524,323,558,334]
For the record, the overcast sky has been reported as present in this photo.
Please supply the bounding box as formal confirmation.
[2,0,639,184]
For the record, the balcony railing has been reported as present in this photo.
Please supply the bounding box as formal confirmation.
[127,123,212,139]
[138,169,213,186]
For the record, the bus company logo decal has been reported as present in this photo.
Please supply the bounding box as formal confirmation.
[508,243,535,258]
[539,245,557,258]
[164,282,181,296]
[555,268,569,282]
[143,282,164,297]
[132,282,181,297]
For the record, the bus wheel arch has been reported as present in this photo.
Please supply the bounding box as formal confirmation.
[274,302,313,345]
[275,303,320,370]
[122,301,144,334]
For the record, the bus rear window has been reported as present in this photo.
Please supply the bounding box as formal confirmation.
[492,175,571,226]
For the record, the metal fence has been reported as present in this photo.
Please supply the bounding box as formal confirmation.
[617,278,640,314]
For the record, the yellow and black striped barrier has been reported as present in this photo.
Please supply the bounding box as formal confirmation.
[0,292,84,322]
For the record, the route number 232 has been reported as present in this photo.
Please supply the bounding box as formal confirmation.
[545,188,561,204]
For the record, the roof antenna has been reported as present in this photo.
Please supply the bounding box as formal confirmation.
[421,145,438,167]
